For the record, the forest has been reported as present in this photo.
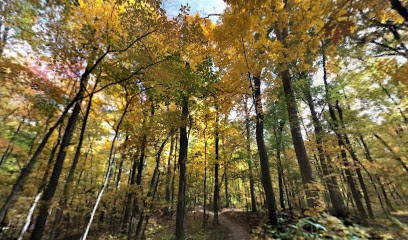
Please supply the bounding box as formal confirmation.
[0,0,408,239]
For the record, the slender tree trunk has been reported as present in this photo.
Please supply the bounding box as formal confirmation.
[166,134,175,216]
[175,95,189,240]
[203,123,208,227]
[128,134,147,238]
[276,25,318,208]
[121,150,139,232]
[244,98,257,212]
[171,137,178,216]
[251,75,278,225]
[224,162,230,208]
[80,94,133,240]
[213,107,220,224]
[280,69,318,208]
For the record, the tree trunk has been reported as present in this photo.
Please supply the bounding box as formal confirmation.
[224,162,230,208]
[80,94,132,240]
[252,75,278,225]
[121,150,139,232]
[244,98,257,212]
[280,68,318,208]
[166,134,175,216]
[175,95,189,240]
[203,123,208,227]
[171,137,178,216]
[213,107,220,224]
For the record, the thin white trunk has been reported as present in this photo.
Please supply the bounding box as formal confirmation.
[80,160,115,240]
[18,191,43,240]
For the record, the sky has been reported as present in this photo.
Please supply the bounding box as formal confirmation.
[162,0,226,21]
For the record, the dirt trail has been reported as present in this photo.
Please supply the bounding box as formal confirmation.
[193,206,251,240]
[218,208,251,240]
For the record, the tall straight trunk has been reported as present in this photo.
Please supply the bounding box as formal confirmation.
[171,137,178,216]
[213,108,220,224]
[303,82,347,217]
[244,98,257,212]
[203,124,208,227]
[252,75,278,225]
[321,47,367,219]
[80,94,133,240]
[276,120,286,210]
[275,25,318,208]
[166,134,175,215]
[280,68,318,208]
[224,165,230,208]
[31,80,87,240]
[50,82,97,240]
[175,95,189,240]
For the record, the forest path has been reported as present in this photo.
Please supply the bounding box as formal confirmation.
[192,206,251,240]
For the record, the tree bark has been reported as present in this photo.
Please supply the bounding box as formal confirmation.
[280,68,318,208]
[175,95,189,240]
[252,75,278,225]
[213,107,220,224]
[165,134,175,216]
[244,99,257,212]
